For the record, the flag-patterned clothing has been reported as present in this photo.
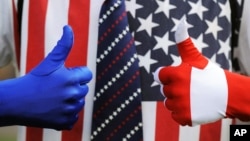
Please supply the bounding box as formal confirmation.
[0,0,248,141]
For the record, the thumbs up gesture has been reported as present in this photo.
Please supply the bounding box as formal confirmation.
[0,26,92,130]
[154,20,250,126]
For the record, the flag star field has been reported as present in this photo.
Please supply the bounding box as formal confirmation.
[126,0,231,101]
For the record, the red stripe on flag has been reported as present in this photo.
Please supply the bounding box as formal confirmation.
[25,0,48,72]
[65,0,90,67]
[155,102,179,141]
[25,0,48,141]
[26,127,44,141]
[199,120,222,141]
[61,0,90,141]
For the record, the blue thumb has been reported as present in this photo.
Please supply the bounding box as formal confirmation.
[31,25,74,75]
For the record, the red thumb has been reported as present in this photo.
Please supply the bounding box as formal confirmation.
[175,20,208,69]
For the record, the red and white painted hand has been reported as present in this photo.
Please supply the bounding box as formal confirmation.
[154,20,250,126]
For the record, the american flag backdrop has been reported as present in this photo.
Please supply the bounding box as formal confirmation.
[126,0,232,101]
[126,0,233,141]
[1,0,246,141]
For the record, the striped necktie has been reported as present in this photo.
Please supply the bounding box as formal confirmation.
[91,0,143,140]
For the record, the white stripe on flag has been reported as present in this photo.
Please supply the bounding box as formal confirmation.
[83,1,103,140]
[43,129,61,141]
[142,101,157,141]
[17,126,26,141]
[45,0,69,55]
[220,118,232,141]
[179,125,200,141]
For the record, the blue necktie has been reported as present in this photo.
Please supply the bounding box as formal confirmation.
[91,0,143,140]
